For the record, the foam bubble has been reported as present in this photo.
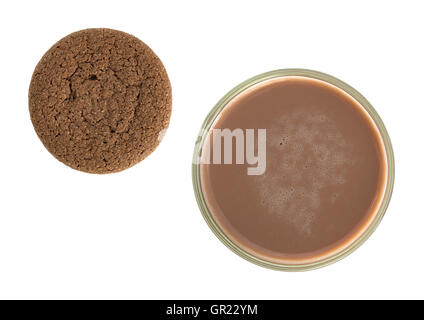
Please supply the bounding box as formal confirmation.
[254,108,355,236]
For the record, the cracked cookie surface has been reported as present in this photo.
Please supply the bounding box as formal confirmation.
[29,28,172,173]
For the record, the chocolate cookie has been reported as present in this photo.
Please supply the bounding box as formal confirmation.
[29,28,172,173]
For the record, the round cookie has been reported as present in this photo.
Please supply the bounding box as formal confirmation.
[29,28,172,173]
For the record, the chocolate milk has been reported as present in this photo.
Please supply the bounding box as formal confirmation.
[200,76,387,264]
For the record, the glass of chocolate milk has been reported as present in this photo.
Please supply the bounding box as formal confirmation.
[193,69,394,271]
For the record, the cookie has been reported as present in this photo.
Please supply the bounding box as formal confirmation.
[29,28,172,173]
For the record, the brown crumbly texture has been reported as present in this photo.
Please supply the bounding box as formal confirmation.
[29,28,172,173]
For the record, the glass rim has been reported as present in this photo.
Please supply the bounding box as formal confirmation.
[192,68,395,271]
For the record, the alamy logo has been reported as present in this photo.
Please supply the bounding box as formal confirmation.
[195,128,267,175]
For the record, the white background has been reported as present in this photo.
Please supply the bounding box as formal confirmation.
[0,0,422,299]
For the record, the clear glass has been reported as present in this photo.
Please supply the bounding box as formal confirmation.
[192,69,395,271]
